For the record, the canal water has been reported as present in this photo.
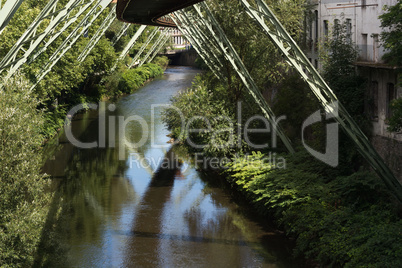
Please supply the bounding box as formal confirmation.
[41,66,297,267]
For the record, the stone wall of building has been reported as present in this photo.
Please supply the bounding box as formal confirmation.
[371,135,402,183]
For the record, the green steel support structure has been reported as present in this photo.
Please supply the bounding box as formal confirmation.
[0,0,94,82]
[110,24,147,72]
[239,0,402,201]
[30,0,111,90]
[0,0,25,34]
[111,23,131,45]
[138,28,169,67]
[128,27,159,68]
[193,2,295,154]
[174,10,225,79]
[148,33,171,63]
[170,13,222,79]
[78,8,116,62]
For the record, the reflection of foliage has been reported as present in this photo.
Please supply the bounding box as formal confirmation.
[225,151,402,267]
[0,73,51,267]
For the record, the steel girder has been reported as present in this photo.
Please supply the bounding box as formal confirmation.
[30,0,111,90]
[170,13,222,79]
[0,0,95,82]
[111,23,130,46]
[78,8,116,62]
[193,2,294,154]
[0,0,24,34]
[138,28,169,67]
[110,24,147,72]
[148,33,171,63]
[128,27,159,68]
[174,10,225,79]
[240,0,402,201]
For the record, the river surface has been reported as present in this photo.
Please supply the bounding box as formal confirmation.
[41,66,297,267]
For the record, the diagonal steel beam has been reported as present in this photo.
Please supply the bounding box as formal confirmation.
[148,32,171,63]
[0,0,94,81]
[176,10,225,72]
[30,0,111,91]
[240,0,402,201]
[78,8,116,62]
[194,2,294,154]
[111,23,130,46]
[171,13,223,80]
[0,0,25,34]
[128,27,159,68]
[139,28,169,67]
[110,24,147,72]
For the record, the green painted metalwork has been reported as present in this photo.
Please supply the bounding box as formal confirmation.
[127,27,159,68]
[78,8,116,62]
[138,28,169,67]
[30,0,111,90]
[0,0,24,34]
[0,0,94,82]
[148,33,171,63]
[110,24,147,72]
[240,0,402,201]
[111,23,131,46]
[171,13,222,79]
[193,2,295,154]
[175,10,225,78]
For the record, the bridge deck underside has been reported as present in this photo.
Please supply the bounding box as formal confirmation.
[116,0,204,27]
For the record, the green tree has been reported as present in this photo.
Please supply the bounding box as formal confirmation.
[380,0,402,71]
[0,73,51,267]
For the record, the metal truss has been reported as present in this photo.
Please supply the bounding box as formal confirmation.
[110,24,147,72]
[111,23,130,46]
[170,14,221,79]
[173,11,224,80]
[240,0,402,200]
[30,0,111,90]
[0,0,95,82]
[193,2,294,154]
[0,0,24,34]
[138,28,169,67]
[128,27,159,68]
[148,32,171,63]
[78,8,116,62]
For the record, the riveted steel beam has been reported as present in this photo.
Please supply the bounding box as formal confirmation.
[171,12,223,80]
[175,10,225,74]
[194,2,294,154]
[78,8,116,62]
[0,0,24,34]
[0,0,94,82]
[30,0,111,90]
[138,28,169,67]
[111,23,130,46]
[148,32,171,63]
[240,0,402,201]
[110,24,147,72]
[128,27,159,68]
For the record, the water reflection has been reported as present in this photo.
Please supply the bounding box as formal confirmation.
[39,67,296,267]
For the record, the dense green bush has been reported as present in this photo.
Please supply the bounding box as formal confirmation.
[225,151,402,266]
[118,63,163,93]
[0,74,51,267]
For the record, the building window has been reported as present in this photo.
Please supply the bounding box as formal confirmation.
[361,34,368,60]
[323,20,329,37]
[387,83,396,119]
[314,10,318,50]
[346,18,352,42]
[314,59,318,69]
[370,81,378,119]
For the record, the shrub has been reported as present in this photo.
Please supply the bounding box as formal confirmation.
[0,73,51,267]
